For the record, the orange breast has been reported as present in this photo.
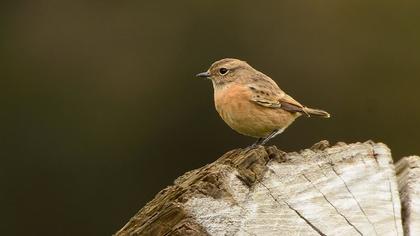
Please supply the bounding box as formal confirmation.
[214,84,297,138]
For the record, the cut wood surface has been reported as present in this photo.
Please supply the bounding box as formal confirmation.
[396,155,420,236]
[115,141,417,236]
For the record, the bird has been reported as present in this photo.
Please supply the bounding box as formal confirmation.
[196,58,330,147]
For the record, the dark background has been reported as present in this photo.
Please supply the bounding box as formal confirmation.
[2,1,420,235]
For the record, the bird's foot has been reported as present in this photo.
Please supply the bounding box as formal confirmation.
[249,143,260,149]
[245,138,264,150]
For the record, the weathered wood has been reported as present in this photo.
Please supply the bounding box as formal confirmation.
[116,141,406,236]
[396,156,420,236]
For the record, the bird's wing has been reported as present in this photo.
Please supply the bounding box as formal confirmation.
[249,73,308,115]
[249,88,282,108]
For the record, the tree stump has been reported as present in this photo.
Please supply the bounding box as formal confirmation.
[115,141,420,236]
[396,156,420,236]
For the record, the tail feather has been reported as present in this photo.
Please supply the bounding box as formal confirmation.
[303,107,330,118]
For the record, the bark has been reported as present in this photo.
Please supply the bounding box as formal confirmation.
[115,141,419,236]
[396,155,420,236]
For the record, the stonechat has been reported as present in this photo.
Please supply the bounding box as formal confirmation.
[197,58,330,147]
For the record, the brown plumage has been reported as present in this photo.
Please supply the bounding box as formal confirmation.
[197,58,330,146]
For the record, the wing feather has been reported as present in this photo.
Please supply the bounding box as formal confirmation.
[248,73,308,115]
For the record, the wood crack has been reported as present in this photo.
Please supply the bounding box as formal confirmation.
[302,174,363,236]
[283,201,327,236]
[331,167,378,236]
[258,180,327,236]
[388,177,399,236]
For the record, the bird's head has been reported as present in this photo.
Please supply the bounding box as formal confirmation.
[196,58,255,88]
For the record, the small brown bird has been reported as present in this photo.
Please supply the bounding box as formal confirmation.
[197,58,330,147]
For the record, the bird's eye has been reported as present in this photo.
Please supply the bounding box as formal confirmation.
[219,68,228,75]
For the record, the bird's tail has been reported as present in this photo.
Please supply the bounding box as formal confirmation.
[303,107,330,118]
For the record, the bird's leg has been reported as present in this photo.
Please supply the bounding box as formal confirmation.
[249,138,264,148]
[251,138,263,147]
[260,128,284,146]
[248,128,285,149]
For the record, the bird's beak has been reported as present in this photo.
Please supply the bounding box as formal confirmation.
[196,71,211,78]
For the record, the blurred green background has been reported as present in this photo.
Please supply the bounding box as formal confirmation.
[2,0,420,235]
